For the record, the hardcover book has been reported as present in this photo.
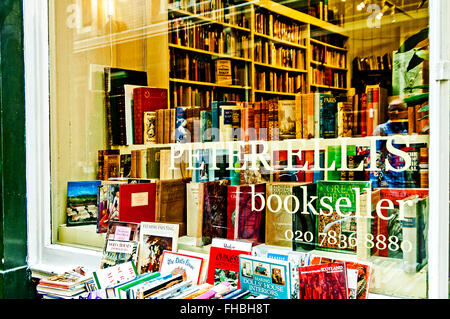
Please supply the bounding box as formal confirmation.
[316,180,371,253]
[118,183,156,223]
[278,100,296,139]
[206,238,252,287]
[137,222,179,275]
[66,181,102,226]
[97,182,125,233]
[227,184,266,245]
[104,68,147,146]
[159,251,205,285]
[155,179,187,236]
[298,262,348,299]
[200,180,230,246]
[239,255,292,299]
[133,87,168,144]
[143,111,157,144]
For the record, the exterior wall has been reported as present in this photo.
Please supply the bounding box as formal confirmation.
[0,0,33,298]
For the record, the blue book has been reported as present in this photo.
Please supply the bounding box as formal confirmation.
[231,290,251,299]
[211,101,236,141]
[239,255,292,299]
[175,107,188,143]
[222,289,243,299]
[321,95,337,138]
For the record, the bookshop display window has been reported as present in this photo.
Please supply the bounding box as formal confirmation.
[26,0,449,299]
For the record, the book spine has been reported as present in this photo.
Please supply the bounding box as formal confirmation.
[104,68,114,146]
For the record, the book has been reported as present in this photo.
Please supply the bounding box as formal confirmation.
[159,251,205,285]
[278,100,296,139]
[266,182,310,248]
[155,179,187,236]
[132,87,168,144]
[118,182,156,223]
[252,245,313,299]
[124,84,141,145]
[143,111,157,144]
[239,254,292,299]
[38,270,91,290]
[206,238,252,287]
[186,182,201,237]
[316,180,371,253]
[337,101,354,137]
[66,181,102,226]
[100,236,139,269]
[137,222,179,275]
[104,68,147,146]
[320,95,337,138]
[292,182,317,252]
[216,59,232,85]
[97,182,124,233]
[93,261,138,290]
[298,262,348,299]
[200,180,230,246]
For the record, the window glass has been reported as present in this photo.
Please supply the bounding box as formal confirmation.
[49,0,430,298]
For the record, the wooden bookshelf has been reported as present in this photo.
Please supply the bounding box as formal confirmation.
[167,0,350,106]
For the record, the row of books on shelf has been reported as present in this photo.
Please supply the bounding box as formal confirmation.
[66,171,429,271]
[170,53,248,86]
[41,188,429,302]
[255,70,307,94]
[170,85,242,108]
[168,0,249,28]
[311,66,346,88]
[254,9,308,46]
[353,53,393,72]
[254,39,306,69]
[311,43,346,68]
[169,19,251,58]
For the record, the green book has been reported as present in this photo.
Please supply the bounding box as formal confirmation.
[147,147,169,179]
[316,180,371,254]
[116,272,161,299]
[200,110,212,142]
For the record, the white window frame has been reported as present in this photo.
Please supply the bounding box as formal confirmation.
[24,0,449,298]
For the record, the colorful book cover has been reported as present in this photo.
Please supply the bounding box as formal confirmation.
[278,100,296,139]
[143,111,156,144]
[321,95,337,138]
[239,255,292,299]
[93,261,138,290]
[201,180,230,246]
[314,93,332,138]
[252,246,312,299]
[200,110,213,142]
[298,262,348,299]
[206,238,252,287]
[133,87,167,144]
[118,182,156,224]
[66,181,102,226]
[175,107,188,143]
[316,180,371,253]
[319,256,372,299]
[159,251,205,285]
[137,222,179,275]
[97,182,124,233]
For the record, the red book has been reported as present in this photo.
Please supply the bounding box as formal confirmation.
[206,238,252,287]
[298,262,348,299]
[118,183,156,223]
[372,188,429,257]
[360,93,367,137]
[296,150,306,182]
[133,87,168,144]
[226,186,239,240]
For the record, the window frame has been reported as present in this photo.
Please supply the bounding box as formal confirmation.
[24,0,449,298]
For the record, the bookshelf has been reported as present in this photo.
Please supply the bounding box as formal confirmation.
[166,0,349,107]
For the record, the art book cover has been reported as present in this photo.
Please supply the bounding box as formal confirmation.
[97,182,125,233]
[316,181,371,253]
[100,221,140,269]
[252,245,312,299]
[319,257,372,299]
[159,251,205,285]
[137,222,179,275]
[66,181,102,226]
[201,180,230,246]
[206,238,252,287]
[143,111,156,144]
[239,255,292,299]
[278,100,296,139]
[298,262,348,299]
[118,182,156,223]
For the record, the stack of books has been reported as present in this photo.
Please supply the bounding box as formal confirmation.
[36,269,92,299]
